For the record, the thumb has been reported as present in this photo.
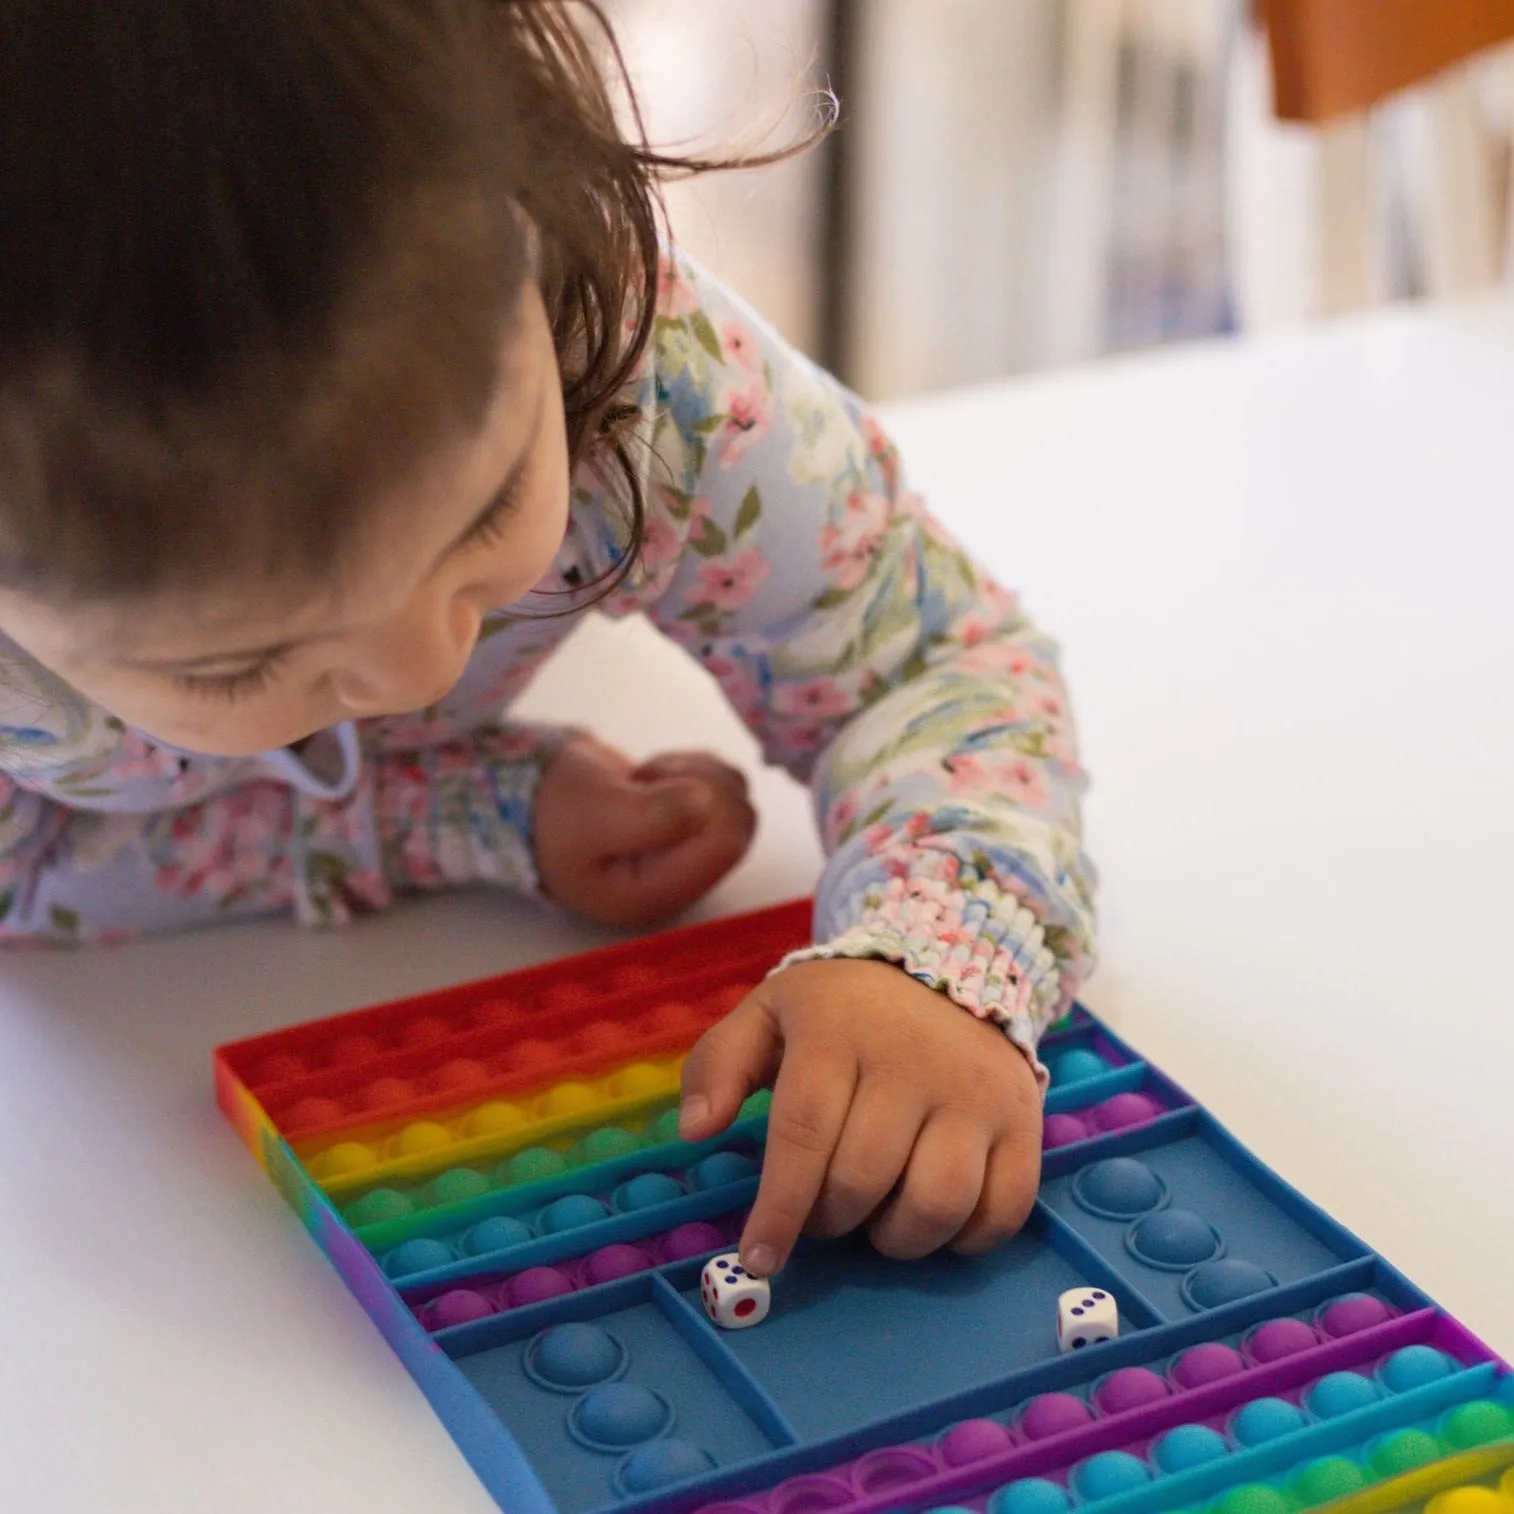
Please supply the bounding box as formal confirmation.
[678,991,780,1142]
[594,776,714,858]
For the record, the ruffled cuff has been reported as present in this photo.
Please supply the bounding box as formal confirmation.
[373,722,580,902]
[774,854,1066,1091]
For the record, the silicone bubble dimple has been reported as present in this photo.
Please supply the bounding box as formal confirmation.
[546,981,593,1014]
[393,1121,452,1158]
[1378,1344,1457,1394]
[572,1021,629,1057]
[608,1062,674,1100]
[852,1448,938,1498]
[508,1038,559,1077]
[936,1418,1015,1467]
[524,1322,626,1392]
[312,1141,378,1180]
[608,962,658,992]
[1088,1091,1164,1133]
[467,1101,528,1139]
[538,1081,599,1119]
[1127,1209,1223,1269]
[498,1147,570,1188]
[1182,1259,1276,1310]
[536,1194,612,1235]
[615,1439,715,1495]
[1046,1047,1111,1087]
[399,1015,451,1048]
[1018,1393,1094,1440]
[1210,1485,1294,1514]
[1150,1423,1230,1473]
[344,1188,415,1227]
[1305,1371,1381,1419]
[1093,1367,1169,1415]
[1317,1292,1393,1338]
[660,1221,725,1262]
[430,1167,491,1206]
[1170,1342,1246,1390]
[644,1109,685,1148]
[359,1077,415,1112]
[585,1244,654,1286]
[1230,1397,1308,1447]
[280,1096,346,1131]
[1440,1399,1514,1450]
[430,1059,488,1094]
[1244,1317,1318,1363]
[469,998,517,1030]
[464,1215,533,1255]
[639,1002,697,1038]
[690,1151,759,1191]
[326,1031,383,1068]
[427,1288,495,1330]
[382,1237,455,1279]
[572,1126,641,1166]
[508,1266,575,1308]
[1069,1451,1150,1501]
[614,1173,685,1212]
[738,1089,773,1120]
[1073,1158,1167,1219]
[253,1052,306,1085]
[571,1382,674,1449]
[988,1480,1072,1514]
[1288,1457,1367,1505]
[769,1476,855,1514]
[1368,1427,1444,1476]
[1042,1114,1089,1150]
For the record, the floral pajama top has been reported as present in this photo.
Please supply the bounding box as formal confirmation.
[0,253,1097,1079]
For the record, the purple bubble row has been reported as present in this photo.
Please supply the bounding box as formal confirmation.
[416,1215,747,1332]
[1042,1092,1171,1150]
[691,1295,1400,1514]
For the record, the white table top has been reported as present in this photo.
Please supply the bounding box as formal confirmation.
[3,296,1512,1511]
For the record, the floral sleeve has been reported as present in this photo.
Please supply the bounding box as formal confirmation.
[602,252,1098,1081]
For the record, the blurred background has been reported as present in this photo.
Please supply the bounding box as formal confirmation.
[604,0,1514,399]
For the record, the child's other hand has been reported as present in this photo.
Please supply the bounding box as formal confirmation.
[534,737,756,928]
[679,959,1042,1276]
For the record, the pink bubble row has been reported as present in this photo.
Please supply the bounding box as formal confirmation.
[415,1215,749,1332]
[692,1295,1399,1514]
[1042,1091,1172,1150]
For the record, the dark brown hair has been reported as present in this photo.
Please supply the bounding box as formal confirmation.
[0,0,825,605]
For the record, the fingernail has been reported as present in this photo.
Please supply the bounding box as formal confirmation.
[678,1094,709,1138]
[743,1243,778,1277]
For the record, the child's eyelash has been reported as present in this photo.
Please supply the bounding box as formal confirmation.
[171,650,291,703]
[460,476,525,552]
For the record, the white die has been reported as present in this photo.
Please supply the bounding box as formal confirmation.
[700,1253,770,1330]
[1057,1286,1118,1353]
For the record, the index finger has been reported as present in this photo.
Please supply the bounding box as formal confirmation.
[738,1036,857,1277]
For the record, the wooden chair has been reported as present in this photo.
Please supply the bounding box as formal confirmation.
[1260,0,1514,123]
[1232,0,1514,329]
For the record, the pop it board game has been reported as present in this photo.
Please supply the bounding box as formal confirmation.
[214,899,1512,1514]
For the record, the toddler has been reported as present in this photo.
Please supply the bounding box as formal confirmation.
[0,0,1096,1278]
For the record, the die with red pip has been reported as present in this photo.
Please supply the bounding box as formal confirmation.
[700,1253,771,1330]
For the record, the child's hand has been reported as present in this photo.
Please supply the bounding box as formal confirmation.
[679,958,1042,1276]
[534,736,756,928]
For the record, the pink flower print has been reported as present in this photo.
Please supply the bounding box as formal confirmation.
[721,319,763,375]
[819,489,890,590]
[772,677,851,721]
[695,549,769,613]
[942,751,990,794]
[829,791,859,836]
[638,507,684,576]
[704,654,765,721]
[716,380,775,467]
[656,254,699,317]
[998,757,1049,809]
[952,611,996,648]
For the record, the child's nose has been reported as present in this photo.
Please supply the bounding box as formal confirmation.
[331,592,481,716]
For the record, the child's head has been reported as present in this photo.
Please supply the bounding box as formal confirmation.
[0,0,665,754]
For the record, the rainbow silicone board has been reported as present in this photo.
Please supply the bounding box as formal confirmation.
[214,899,1513,1514]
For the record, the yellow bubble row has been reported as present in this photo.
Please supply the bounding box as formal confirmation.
[1319,1442,1514,1514]
[301,1057,685,1195]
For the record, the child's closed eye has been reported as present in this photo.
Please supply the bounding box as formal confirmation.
[170,648,292,703]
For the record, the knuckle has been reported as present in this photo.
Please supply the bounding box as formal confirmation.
[769,1101,836,1157]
